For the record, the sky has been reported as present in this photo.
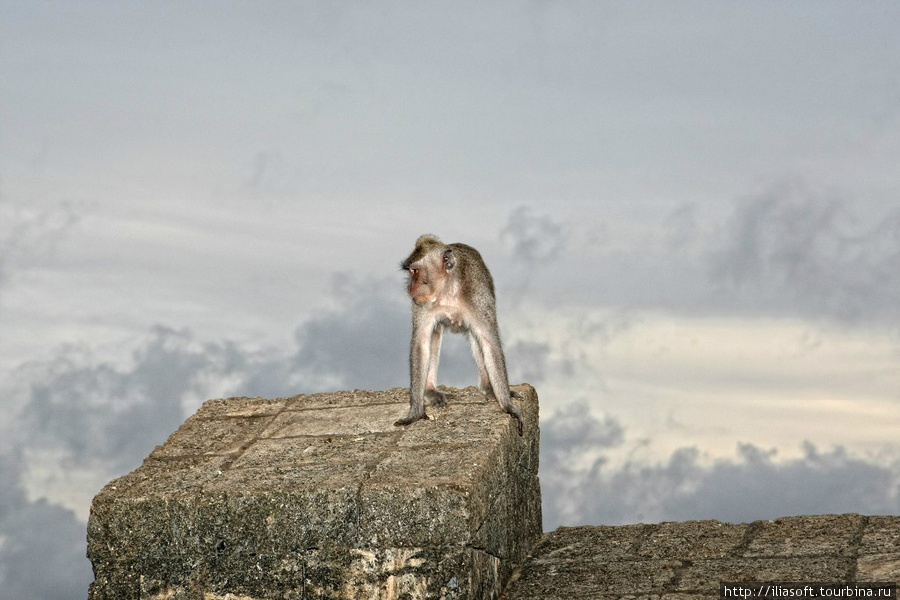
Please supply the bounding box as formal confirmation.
[2,2,900,598]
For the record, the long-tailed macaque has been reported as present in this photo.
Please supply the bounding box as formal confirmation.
[395,234,524,435]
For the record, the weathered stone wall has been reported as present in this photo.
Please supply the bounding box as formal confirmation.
[87,385,542,600]
[503,514,900,599]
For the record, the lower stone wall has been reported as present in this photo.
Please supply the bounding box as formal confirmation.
[503,514,900,600]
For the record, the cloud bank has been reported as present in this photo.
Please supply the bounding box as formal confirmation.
[541,402,900,528]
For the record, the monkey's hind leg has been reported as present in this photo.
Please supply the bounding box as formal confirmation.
[425,388,455,407]
[506,402,525,436]
[484,376,525,437]
[506,389,525,435]
[482,387,524,402]
[469,333,525,436]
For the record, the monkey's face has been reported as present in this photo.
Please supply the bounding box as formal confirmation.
[402,238,454,306]
[405,250,452,306]
[407,264,437,305]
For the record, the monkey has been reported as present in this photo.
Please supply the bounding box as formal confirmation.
[394,234,525,436]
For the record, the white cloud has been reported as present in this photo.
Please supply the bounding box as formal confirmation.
[0,198,81,291]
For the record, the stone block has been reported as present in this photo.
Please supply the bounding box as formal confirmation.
[87,385,541,600]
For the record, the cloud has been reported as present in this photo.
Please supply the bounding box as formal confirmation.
[709,180,900,324]
[0,199,81,291]
[505,340,552,384]
[541,403,900,528]
[540,403,629,526]
[584,443,900,526]
[541,401,624,466]
[286,276,410,392]
[501,206,566,266]
[0,454,93,600]
[566,182,900,328]
[664,203,703,252]
[21,326,238,471]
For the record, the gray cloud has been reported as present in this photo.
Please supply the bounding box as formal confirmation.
[16,278,410,470]
[287,277,409,393]
[581,443,900,526]
[501,206,567,266]
[506,340,552,384]
[22,326,237,470]
[0,454,93,600]
[580,181,900,328]
[541,402,900,528]
[709,181,900,324]
[665,203,702,252]
[15,274,479,474]
[542,401,625,463]
[540,403,629,526]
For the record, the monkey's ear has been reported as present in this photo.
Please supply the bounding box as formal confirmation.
[442,249,456,271]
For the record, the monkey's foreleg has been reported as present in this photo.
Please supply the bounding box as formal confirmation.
[395,384,428,427]
[474,334,524,436]
[395,389,455,426]
[396,324,432,427]
[395,386,429,427]
[423,326,454,407]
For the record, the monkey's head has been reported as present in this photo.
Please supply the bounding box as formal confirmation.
[401,235,456,306]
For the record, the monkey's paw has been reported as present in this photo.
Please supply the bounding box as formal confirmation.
[482,389,523,403]
[508,414,524,436]
[425,389,454,407]
[394,413,427,427]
